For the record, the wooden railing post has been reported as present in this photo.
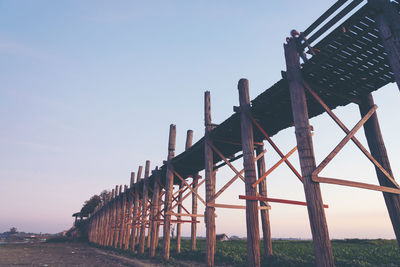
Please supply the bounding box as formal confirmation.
[163,124,176,260]
[284,38,334,267]
[204,91,216,267]
[359,93,400,247]
[139,160,151,254]
[150,168,161,257]
[256,145,273,256]
[131,166,143,252]
[238,79,260,267]
[370,0,400,91]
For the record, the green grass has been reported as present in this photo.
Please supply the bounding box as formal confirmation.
[92,238,400,266]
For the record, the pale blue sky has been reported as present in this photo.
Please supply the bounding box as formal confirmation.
[0,0,399,239]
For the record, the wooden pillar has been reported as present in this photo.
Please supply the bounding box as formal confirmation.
[256,145,273,256]
[163,124,176,260]
[359,93,400,247]
[238,79,261,267]
[370,0,400,91]
[131,166,143,252]
[150,168,161,257]
[110,186,118,247]
[106,189,115,247]
[204,91,216,267]
[139,160,151,254]
[113,185,122,248]
[176,181,183,253]
[124,172,135,250]
[119,185,128,249]
[284,38,334,267]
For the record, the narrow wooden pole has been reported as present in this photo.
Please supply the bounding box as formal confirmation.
[256,145,273,256]
[156,187,163,246]
[124,172,135,250]
[139,160,151,254]
[359,93,400,247]
[113,185,122,248]
[370,0,400,91]
[204,91,216,267]
[163,124,176,260]
[150,168,161,257]
[131,166,143,252]
[119,185,128,249]
[106,189,115,247]
[284,38,334,267]
[110,186,118,247]
[176,181,183,253]
[238,79,261,267]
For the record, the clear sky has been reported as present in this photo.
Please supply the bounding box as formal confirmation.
[0,0,399,239]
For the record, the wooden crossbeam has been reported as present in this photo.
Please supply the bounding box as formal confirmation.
[166,212,205,218]
[314,176,400,194]
[239,195,328,208]
[154,219,200,223]
[171,179,206,210]
[173,170,207,206]
[207,203,270,210]
[304,82,399,189]
[252,145,297,188]
[245,112,303,182]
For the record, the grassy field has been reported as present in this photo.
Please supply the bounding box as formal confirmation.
[161,238,400,266]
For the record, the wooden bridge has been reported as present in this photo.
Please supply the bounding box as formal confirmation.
[85,0,400,266]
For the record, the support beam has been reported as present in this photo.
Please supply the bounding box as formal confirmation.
[131,166,143,252]
[359,93,400,247]
[204,91,216,267]
[238,79,260,267]
[163,124,176,260]
[285,38,334,267]
[139,160,150,254]
[256,145,272,256]
[370,0,400,91]
[150,168,161,257]
[118,185,128,249]
[124,172,135,250]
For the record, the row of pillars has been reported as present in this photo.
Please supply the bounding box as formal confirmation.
[87,2,399,266]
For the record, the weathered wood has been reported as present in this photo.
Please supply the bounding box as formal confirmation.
[139,160,150,254]
[124,172,135,250]
[239,195,329,208]
[370,0,400,91]
[171,179,205,210]
[204,91,216,267]
[285,38,334,267]
[359,93,400,247]
[238,79,260,267]
[118,185,128,249]
[114,185,122,248]
[131,166,143,252]
[163,124,176,260]
[207,203,270,210]
[255,146,273,256]
[150,168,161,257]
[176,181,182,253]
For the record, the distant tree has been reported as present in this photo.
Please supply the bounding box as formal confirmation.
[80,195,101,217]
[10,227,17,234]
[99,190,112,204]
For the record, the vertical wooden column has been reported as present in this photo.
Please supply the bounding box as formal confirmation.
[119,185,128,249]
[256,145,273,256]
[124,172,135,250]
[284,38,334,267]
[110,186,118,247]
[238,79,261,267]
[163,124,176,260]
[107,188,115,247]
[113,185,122,248]
[359,93,400,247]
[370,0,400,91]
[204,91,216,267]
[176,181,183,253]
[131,166,143,252]
[139,160,151,254]
[150,168,161,257]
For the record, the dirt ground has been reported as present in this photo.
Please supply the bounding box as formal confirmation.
[0,242,200,267]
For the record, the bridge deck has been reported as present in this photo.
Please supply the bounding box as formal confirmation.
[146,1,398,187]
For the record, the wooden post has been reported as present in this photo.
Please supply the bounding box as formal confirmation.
[238,79,261,267]
[256,145,273,256]
[204,91,216,267]
[163,124,176,260]
[110,186,118,247]
[124,172,135,250]
[131,166,143,252]
[119,185,128,249]
[139,160,151,254]
[176,181,183,253]
[284,38,334,267]
[370,0,400,91]
[106,189,115,247]
[150,168,161,257]
[359,93,400,247]
[113,185,122,248]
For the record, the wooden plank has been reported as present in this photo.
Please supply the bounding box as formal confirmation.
[285,37,334,267]
[207,203,270,210]
[204,91,216,267]
[166,212,205,218]
[252,146,298,188]
[162,125,176,260]
[239,195,329,208]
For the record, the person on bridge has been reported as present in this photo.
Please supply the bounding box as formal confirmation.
[290,29,309,63]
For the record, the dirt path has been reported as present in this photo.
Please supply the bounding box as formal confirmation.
[0,242,169,267]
